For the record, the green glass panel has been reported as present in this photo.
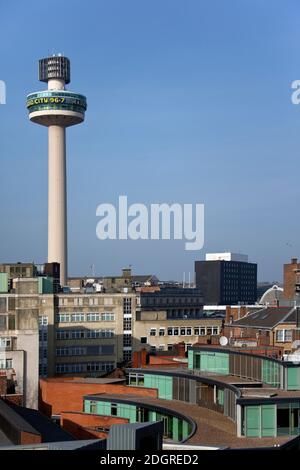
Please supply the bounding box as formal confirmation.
[200,352,229,375]
[182,420,189,440]
[188,350,194,369]
[245,406,260,437]
[149,411,157,422]
[261,405,276,437]
[287,368,300,390]
[217,388,224,406]
[172,417,179,441]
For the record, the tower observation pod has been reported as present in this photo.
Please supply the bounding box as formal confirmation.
[27,55,87,286]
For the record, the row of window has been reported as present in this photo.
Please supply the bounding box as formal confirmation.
[56,347,86,356]
[55,361,115,373]
[142,297,202,306]
[56,345,115,356]
[149,326,220,337]
[56,313,115,323]
[58,297,115,307]
[56,329,115,340]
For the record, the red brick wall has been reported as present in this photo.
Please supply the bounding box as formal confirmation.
[284,259,300,300]
[20,431,41,445]
[39,379,158,416]
[61,412,128,440]
[225,306,249,323]
[133,349,148,368]
[223,325,271,346]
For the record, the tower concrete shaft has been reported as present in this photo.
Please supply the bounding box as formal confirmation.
[48,125,67,285]
[27,55,87,287]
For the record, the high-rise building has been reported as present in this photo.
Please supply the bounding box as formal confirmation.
[27,55,87,286]
[195,253,257,305]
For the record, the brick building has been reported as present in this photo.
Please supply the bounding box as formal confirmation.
[224,306,299,354]
[284,257,300,300]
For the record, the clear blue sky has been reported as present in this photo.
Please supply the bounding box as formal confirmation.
[0,0,299,282]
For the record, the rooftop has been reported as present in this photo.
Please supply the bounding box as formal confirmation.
[83,393,291,449]
[229,306,296,328]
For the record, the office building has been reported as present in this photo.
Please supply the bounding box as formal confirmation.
[195,253,257,305]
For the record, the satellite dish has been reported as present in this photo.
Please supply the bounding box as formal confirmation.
[219,336,228,346]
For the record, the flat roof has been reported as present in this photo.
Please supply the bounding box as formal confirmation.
[127,367,300,401]
[83,393,291,449]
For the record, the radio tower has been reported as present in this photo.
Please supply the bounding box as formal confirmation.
[27,55,87,286]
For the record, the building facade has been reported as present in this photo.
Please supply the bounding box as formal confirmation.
[284,257,300,301]
[195,254,257,305]
[0,278,39,408]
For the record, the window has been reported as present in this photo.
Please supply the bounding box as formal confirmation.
[123,298,132,314]
[0,337,11,349]
[101,313,115,321]
[123,334,132,347]
[159,328,165,336]
[173,328,179,336]
[71,313,85,322]
[167,327,173,336]
[150,328,156,336]
[200,327,206,335]
[180,328,186,336]
[57,313,71,323]
[158,345,165,351]
[276,330,293,342]
[87,313,100,322]
[276,330,284,342]
[140,337,147,344]
[207,327,212,335]
[212,327,219,335]
[194,327,200,335]
[39,316,48,326]
[285,330,293,341]
[123,350,132,362]
[123,318,132,330]
[186,328,192,336]
[90,401,97,414]
[0,358,12,369]
[71,330,85,339]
